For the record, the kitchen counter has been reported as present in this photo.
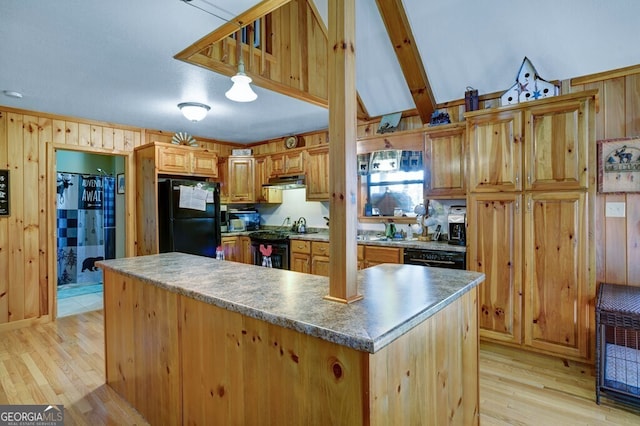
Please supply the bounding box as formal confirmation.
[289,231,467,252]
[98,252,482,352]
[223,229,466,252]
[98,253,483,424]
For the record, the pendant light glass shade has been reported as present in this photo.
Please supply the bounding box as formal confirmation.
[178,102,210,122]
[225,59,257,103]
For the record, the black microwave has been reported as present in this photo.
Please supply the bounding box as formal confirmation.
[228,210,260,231]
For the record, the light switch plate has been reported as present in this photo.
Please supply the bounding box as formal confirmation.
[605,202,626,218]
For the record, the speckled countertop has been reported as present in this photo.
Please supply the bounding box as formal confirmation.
[98,252,483,353]
[222,230,466,252]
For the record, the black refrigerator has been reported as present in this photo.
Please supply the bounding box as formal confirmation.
[158,178,221,258]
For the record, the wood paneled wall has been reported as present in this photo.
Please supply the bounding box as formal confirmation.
[0,110,142,329]
[0,109,239,330]
[355,67,640,287]
[1,65,639,331]
[570,70,640,286]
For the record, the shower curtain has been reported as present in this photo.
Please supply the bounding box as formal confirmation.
[56,172,115,286]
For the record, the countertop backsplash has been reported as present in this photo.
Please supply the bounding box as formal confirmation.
[252,187,465,242]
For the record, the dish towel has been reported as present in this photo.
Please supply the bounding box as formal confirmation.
[260,244,273,267]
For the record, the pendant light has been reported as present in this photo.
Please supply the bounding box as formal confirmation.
[178,102,210,122]
[225,58,257,102]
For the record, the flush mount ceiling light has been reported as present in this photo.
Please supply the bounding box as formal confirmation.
[3,90,23,99]
[178,102,210,122]
[225,59,257,103]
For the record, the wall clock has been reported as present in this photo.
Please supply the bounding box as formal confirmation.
[284,136,298,149]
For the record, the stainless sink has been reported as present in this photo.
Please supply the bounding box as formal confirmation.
[357,235,386,242]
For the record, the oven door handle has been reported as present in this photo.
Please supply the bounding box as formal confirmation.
[407,258,456,266]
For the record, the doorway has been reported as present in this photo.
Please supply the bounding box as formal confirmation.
[54,150,126,317]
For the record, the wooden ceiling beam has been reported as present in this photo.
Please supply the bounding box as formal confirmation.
[375,0,436,124]
[175,0,292,60]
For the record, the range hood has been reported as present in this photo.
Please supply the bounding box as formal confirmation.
[263,174,306,189]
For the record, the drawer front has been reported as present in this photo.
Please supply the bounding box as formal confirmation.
[365,246,402,264]
[311,241,330,257]
[290,240,311,254]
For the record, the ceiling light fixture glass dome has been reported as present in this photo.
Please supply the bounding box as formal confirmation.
[225,59,257,103]
[178,102,211,122]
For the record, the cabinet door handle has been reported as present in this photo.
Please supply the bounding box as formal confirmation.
[515,175,519,185]
[527,198,532,212]
[515,200,519,214]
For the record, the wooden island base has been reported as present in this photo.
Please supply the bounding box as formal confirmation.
[102,258,480,425]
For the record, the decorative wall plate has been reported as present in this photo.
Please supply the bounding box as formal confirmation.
[171,132,198,147]
[284,136,298,149]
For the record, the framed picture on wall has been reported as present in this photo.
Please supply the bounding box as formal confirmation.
[117,173,125,194]
[597,137,640,193]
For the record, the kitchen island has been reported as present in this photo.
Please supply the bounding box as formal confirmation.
[98,252,484,425]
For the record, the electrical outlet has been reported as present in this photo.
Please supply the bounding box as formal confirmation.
[605,202,626,218]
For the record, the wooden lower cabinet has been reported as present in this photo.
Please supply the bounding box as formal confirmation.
[221,236,252,264]
[523,191,590,359]
[103,273,181,426]
[104,267,480,425]
[293,241,401,274]
[467,193,523,345]
[468,191,591,360]
[221,236,239,262]
[239,236,252,264]
[311,241,330,276]
[290,240,311,273]
[363,246,402,268]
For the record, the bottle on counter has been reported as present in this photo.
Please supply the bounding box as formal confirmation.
[384,220,396,239]
[364,199,373,217]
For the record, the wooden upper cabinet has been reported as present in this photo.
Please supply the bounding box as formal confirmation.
[254,155,282,204]
[425,123,465,198]
[270,150,305,176]
[191,151,219,177]
[227,156,255,203]
[305,146,330,201]
[217,157,229,203]
[157,146,191,174]
[467,110,523,192]
[153,143,218,178]
[468,93,593,193]
[525,98,590,191]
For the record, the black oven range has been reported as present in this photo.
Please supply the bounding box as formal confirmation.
[248,230,290,269]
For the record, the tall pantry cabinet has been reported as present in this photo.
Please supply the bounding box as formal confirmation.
[466,90,597,361]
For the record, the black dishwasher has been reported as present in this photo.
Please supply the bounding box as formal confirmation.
[403,248,466,270]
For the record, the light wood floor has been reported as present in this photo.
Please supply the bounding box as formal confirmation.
[1,311,639,425]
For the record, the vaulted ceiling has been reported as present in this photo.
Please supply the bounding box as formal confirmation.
[1,0,639,144]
